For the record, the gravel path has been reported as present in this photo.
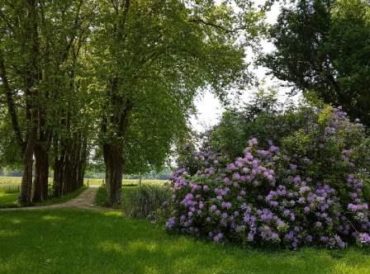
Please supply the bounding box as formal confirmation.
[0,187,101,211]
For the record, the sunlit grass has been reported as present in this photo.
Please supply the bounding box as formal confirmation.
[0,209,369,274]
[0,176,22,185]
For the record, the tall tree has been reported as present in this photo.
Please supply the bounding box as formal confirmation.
[0,0,41,204]
[263,0,370,125]
[92,0,258,206]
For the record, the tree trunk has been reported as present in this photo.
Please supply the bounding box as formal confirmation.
[103,143,124,207]
[32,144,49,202]
[63,149,74,194]
[77,137,87,188]
[19,139,34,205]
[53,133,87,196]
[18,0,39,206]
[53,156,64,197]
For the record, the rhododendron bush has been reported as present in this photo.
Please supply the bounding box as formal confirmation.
[166,106,370,249]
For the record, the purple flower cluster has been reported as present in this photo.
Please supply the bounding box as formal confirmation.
[167,107,370,249]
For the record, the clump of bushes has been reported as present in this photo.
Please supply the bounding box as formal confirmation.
[95,185,109,207]
[166,106,370,249]
[124,184,171,221]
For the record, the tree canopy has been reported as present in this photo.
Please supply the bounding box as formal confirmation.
[263,0,370,126]
[0,0,264,206]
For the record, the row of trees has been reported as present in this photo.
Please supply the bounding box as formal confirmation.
[0,0,92,204]
[0,0,263,206]
[1,0,368,207]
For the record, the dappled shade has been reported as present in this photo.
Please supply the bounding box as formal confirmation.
[0,210,369,274]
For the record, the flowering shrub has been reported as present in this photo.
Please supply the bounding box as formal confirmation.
[166,107,370,249]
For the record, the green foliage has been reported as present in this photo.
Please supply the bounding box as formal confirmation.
[263,0,370,125]
[0,0,265,193]
[211,95,369,202]
[280,106,370,199]
[91,0,261,175]
[365,179,370,202]
[123,184,171,221]
[0,105,20,167]
[95,185,109,207]
[169,104,370,248]
[0,119,21,167]
[94,180,169,207]
[208,92,316,160]
[0,192,18,208]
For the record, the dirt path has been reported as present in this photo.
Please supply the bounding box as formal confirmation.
[50,187,98,209]
[0,187,102,211]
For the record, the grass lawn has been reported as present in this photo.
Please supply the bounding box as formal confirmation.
[0,209,369,274]
[0,181,19,208]
[0,192,18,207]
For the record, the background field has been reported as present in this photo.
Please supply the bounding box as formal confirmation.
[0,176,167,187]
[0,176,167,207]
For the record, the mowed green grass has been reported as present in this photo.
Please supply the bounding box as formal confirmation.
[0,179,20,207]
[0,192,18,207]
[0,209,369,274]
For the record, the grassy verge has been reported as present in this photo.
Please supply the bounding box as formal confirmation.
[0,209,369,274]
[0,186,87,208]
[95,180,167,206]
[0,192,19,208]
[95,185,108,207]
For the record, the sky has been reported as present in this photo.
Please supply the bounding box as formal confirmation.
[190,1,301,133]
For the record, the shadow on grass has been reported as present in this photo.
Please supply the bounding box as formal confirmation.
[0,210,369,274]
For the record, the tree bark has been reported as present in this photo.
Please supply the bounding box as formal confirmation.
[103,143,124,207]
[0,53,24,149]
[53,156,64,197]
[18,0,40,205]
[19,137,34,205]
[32,144,49,202]
[53,133,87,197]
